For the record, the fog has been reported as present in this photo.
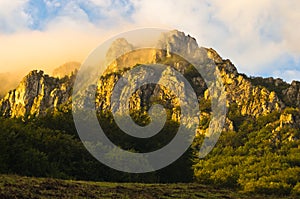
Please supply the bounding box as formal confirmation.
[0,61,81,98]
[0,71,26,97]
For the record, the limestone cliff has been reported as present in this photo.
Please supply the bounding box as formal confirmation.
[282,81,300,108]
[101,30,284,118]
[52,61,81,78]
[0,70,73,118]
[0,30,299,131]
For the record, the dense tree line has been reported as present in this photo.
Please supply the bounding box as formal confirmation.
[0,109,193,183]
[194,105,300,196]
[0,103,300,196]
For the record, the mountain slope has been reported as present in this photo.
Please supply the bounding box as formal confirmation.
[0,70,73,118]
[52,61,81,78]
[0,30,298,123]
[0,30,300,195]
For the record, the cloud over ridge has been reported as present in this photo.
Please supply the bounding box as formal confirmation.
[0,0,299,82]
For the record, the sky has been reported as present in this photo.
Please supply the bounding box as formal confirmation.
[0,0,300,82]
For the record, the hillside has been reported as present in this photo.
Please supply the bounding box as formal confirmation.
[1,30,299,119]
[0,30,299,196]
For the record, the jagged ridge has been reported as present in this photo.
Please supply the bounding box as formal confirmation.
[0,30,299,131]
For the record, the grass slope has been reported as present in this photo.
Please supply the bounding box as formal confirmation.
[0,175,297,199]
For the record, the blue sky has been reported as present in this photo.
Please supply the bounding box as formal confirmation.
[0,0,299,82]
[23,0,134,31]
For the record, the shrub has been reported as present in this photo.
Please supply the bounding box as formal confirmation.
[291,182,300,196]
[243,180,292,195]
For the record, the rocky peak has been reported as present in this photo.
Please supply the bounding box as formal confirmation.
[0,29,298,121]
[282,80,300,107]
[156,30,199,59]
[106,38,134,60]
[206,48,223,64]
[105,30,238,77]
[105,38,134,73]
[52,61,81,78]
[0,70,73,118]
[291,80,300,87]
[104,37,159,74]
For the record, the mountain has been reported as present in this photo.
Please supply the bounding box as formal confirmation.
[1,29,300,141]
[52,61,81,78]
[0,30,300,195]
[0,30,298,122]
[0,70,73,118]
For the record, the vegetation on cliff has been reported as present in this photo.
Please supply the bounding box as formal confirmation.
[0,30,299,196]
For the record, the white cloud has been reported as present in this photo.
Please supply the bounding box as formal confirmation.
[89,0,112,7]
[0,0,133,74]
[0,1,30,33]
[279,1,300,55]
[273,70,300,83]
[131,0,300,79]
[207,1,300,73]
[0,0,300,82]
[44,0,61,8]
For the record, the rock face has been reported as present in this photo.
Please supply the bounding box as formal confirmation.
[156,30,199,58]
[282,81,300,107]
[0,29,299,129]
[105,48,159,74]
[52,61,81,78]
[218,63,282,116]
[0,70,73,117]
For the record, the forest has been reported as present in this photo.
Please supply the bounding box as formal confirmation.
[0,103,300,196]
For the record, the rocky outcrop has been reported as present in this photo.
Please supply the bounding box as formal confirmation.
[217,63,282,116]
[104,30,282,117]
[282,81,300,108]
[52,61,81,78]
[105,48,159,74]
[156,30,199,59]
[0,29,299,125]
[0,70,73,118]
[105,38,135,74]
